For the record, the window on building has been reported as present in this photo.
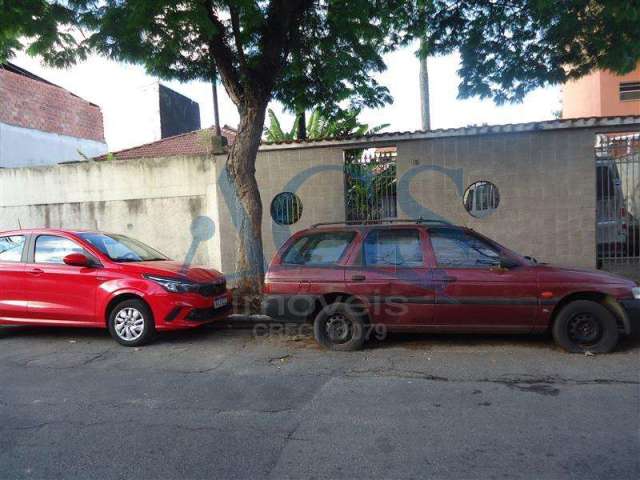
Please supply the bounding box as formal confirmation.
[35,235,85,264]
[271,192,303,225]
[463,181,500,218]
[0,235,25,262]
[619,82,640,101]
[429,228,501,268]
[282,232,355,266]
[363,229,423,267]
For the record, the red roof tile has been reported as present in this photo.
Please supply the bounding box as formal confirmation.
[99,125,236,160]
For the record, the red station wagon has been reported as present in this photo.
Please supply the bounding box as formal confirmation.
[0,229,232,346]
[263,220,640,352]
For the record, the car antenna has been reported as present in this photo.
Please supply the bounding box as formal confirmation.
[17,218,22,229]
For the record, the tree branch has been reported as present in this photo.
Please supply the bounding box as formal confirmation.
[255,0,313,95]
[202,0,244,105]
[229,4,248,73]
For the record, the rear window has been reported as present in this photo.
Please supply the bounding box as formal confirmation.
[282,231,355,266]
[34,235,85,264]
[0,235,25,262]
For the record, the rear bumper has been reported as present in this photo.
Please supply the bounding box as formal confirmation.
[620,299,640,335]
[261,294,316,322]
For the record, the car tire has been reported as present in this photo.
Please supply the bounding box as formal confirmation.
[552,300,619,353]
[108,299,156,347]
[313,301,367,351]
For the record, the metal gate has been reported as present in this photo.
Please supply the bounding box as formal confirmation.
[596,133,640,280]
[344,148,397,222]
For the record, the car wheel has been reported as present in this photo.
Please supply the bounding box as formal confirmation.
[313,301,367,351]
[552,300,619,353]
[108,299,156,347]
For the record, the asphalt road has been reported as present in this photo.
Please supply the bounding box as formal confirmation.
[1,323,638,480]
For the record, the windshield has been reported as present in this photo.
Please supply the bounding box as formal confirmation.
[78,233,169,263]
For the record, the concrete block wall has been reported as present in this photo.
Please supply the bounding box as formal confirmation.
[215,147,345,275]
[396,129,598,268]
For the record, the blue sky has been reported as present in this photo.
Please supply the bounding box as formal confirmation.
[13,45,562,150]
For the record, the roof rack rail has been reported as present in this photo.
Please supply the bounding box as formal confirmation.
[311,218,453,228]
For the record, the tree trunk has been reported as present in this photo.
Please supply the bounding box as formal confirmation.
[419,40,431,130]
[225,99,268,298]
[296,109,306,140]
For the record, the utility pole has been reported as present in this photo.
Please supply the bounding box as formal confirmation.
[211,73,221,137]
[419,40,431,131]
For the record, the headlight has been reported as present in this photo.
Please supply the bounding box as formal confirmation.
[144,274,198,293]
[633,287,640,300]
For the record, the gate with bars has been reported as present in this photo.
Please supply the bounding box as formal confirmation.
[344,148,398,223]
[596,133,640,280]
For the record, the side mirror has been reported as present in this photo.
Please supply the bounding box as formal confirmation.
[63,253,91,267]
[499,255,521,269]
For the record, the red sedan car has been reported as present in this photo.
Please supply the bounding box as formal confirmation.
[263,220,640,352]
[0,229,231,346]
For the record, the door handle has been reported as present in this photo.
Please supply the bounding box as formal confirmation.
[28,268,44,275]
[351,274,366,282]
[440,275,457,283]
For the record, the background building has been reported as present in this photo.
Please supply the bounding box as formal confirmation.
[563,63,640,118]
[0,63,107,168]
[103,82,201,152]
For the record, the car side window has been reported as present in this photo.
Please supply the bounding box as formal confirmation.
[282,232,355,266]
[364,229,424,267]
[0,235,26,263]
[35,235,85,265]
[429,228,501,268]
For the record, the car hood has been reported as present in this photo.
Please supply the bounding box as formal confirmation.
[120,260,225,283]
[535,264,636,286]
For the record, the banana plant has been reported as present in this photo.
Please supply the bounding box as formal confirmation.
[264,107,389,141]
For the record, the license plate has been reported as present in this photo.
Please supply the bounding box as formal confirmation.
[214,296,228,308]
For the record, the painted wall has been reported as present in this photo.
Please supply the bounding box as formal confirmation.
[0,155,220,268]
[103,83,163,152]
[158,84,201,139]
[103,82,201,152]
[563,64,640,118]
[562,72,602,119]
[599,66,640,117]
[0,122,108,168]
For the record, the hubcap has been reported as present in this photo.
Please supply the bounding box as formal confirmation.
[115,308,145,341]
[325,314,353,344]
[568,312,602,346]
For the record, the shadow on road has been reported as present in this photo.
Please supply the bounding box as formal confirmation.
[1,323,639,353]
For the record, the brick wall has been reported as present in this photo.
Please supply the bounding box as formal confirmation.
[0,68,104,142]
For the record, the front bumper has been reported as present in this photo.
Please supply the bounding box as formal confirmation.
[620,299,640,335]
[186,303,233,322]
[153,291,233,330]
